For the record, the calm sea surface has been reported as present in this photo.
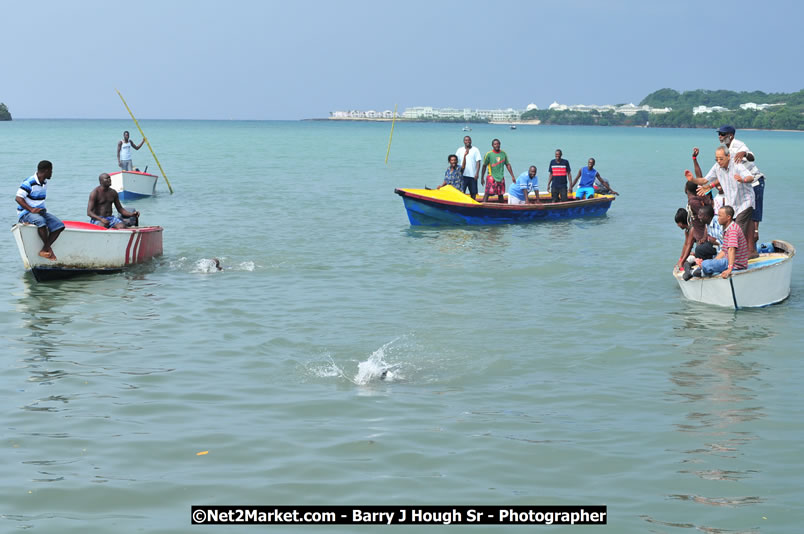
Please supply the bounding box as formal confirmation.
[1,120,803,533]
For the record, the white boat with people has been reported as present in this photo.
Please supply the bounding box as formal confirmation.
[672,240,794,309]
[11,220,163,282]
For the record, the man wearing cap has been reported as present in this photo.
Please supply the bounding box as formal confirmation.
[716,125,766,245]
[688,145,757,256]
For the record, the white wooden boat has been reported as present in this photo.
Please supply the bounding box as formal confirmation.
[673,240,795,309]
[109,170,159,200]
[11,220,163,282]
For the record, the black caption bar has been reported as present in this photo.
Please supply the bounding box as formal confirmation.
[191,505,606,525]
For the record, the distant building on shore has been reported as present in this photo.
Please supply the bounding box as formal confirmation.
[328,100,675,121]
[548,101,671,115]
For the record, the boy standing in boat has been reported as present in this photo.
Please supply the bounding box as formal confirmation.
[480,138,515,203]
[87,173,140,228]
[117,131,145,171]
[15,160,64,261]
[547,149,571,202]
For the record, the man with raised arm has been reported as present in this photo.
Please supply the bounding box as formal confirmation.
[687,145,756,256]
[117,130,146,171]
[455,135,482,199]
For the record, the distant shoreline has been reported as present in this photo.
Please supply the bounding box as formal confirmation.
[304,117,801,132]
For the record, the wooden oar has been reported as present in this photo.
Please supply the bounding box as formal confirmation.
[115,89,174,194]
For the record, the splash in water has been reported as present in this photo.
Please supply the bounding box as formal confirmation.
[308,338,406,385]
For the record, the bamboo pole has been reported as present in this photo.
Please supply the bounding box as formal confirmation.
[115,89,174,194]
[385,104,398,165]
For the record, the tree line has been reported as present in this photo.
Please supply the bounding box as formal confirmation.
[520,88,804,130]
[0,103,11,121]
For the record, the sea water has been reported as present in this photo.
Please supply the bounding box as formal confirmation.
[1,120,803,533]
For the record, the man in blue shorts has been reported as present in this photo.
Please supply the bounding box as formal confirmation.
[87,173,140,228]
[15,160,65,261]
[571,158,618,199]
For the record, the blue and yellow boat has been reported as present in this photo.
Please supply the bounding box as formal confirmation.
[394,186,615,226]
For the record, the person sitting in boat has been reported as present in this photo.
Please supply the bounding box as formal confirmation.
[117,130,145,171]
[508,166,541,205]
[480,139,515,203]
[571,158,618,198]
[437,154,464,190]
[87,173,140,228]
[15,160,64,261]
[690,205,750,279]
[676,181,714,272]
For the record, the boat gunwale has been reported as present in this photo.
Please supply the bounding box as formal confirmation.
[13,222,163,234]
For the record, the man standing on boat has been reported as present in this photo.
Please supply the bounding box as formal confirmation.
[117,130,145,171]
[87,173,140,228]
[547,149,571,202]
[480,139,515,203]
[688,145,756,256]
[716,126,766,247]
[691,205,749,279]
[15,160,64,261]
[455,136,482,199]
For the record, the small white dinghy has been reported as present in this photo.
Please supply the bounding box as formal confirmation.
[673,240,795,309]
[11,220,163,282]
[109,170,159,200]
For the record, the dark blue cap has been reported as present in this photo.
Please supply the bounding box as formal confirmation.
[717,125,735,134]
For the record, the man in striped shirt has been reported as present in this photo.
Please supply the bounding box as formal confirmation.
[547,149,571,202]
[15,160,64,261]
[692,205,749,279]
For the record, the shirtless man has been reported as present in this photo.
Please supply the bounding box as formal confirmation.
[87,173,140,228]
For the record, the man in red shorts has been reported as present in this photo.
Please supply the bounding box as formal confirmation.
[480,138,515,203]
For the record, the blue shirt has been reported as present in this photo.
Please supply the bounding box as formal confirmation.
[16,174,48,218]
[509,172,538,201]
[579,167,597,188]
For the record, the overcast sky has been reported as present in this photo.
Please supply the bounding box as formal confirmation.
[2,0,801,120]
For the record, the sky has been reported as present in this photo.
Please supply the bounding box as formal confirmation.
[2,0,802,120]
